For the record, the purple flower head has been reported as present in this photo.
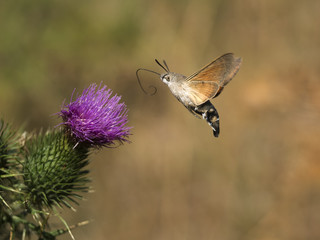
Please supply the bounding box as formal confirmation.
[59,83,131,147]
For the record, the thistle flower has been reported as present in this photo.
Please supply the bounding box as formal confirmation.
[58,83,131,147]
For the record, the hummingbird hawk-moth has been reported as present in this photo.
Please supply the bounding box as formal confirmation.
[136,53,242,137]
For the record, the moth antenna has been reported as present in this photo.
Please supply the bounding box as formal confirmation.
[155,59,169,72]
[163,60,170,72]
[136,68,160,95]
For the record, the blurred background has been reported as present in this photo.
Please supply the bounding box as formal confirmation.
[1,0,320,239]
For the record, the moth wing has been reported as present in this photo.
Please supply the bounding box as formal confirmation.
[187,82,219,106]
[186,53,242,105]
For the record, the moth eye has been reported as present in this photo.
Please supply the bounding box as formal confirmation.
[161,74,171,83]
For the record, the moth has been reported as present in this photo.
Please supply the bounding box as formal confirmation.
[136,53,242,137]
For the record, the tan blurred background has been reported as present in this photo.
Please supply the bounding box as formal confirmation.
[1,0,320,239]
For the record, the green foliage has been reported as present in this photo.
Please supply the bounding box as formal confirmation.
[0,120,24,239]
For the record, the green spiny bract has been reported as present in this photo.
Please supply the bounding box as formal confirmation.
[23,129,90,209]
[0,120,20,170]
